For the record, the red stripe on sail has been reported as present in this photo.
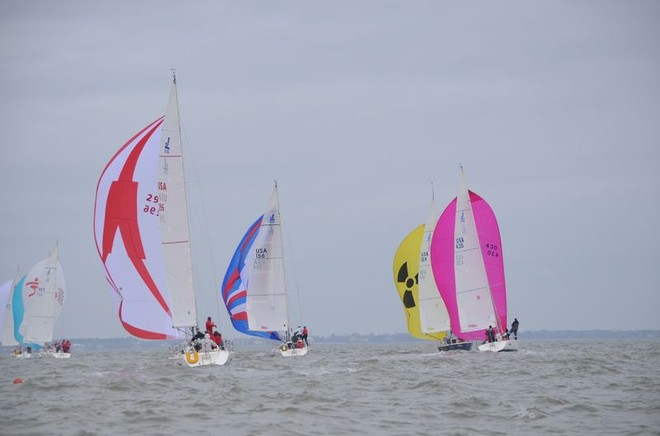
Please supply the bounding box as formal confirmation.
[100,120,171,317]
[227,290,247,308]
[222,269,241,300]
[118,301,173,340]
[232,311,248,321]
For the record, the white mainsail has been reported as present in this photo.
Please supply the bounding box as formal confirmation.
[246,184,289,332]
[418,197,451,334]
[158,77,197,329]
[454,169,497,332]
[22,244,66,345]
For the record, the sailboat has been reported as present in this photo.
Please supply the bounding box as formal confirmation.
[431,166,517,352]
[93,73,232,367]
[1,275,24,356]
[222,182,308,357]
[1,245,69,358]
[394,194,471,351]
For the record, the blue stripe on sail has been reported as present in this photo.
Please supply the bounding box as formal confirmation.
[12,275,26,345]
[222,216,262,311]
[222,216,281,342]
[232,317,281,341]
[227,296,246,313]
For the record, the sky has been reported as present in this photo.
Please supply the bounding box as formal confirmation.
[1,1,659,340]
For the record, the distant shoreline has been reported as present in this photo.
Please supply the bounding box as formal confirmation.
[4,330,657,351]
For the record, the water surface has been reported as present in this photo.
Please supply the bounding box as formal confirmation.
[1,340,658,435]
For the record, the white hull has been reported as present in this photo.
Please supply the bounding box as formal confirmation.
[182,349,233,367]
[39,350,72,358]
[13,352,32,359]
[52,352,72,359]
[477,339,519,352]
[277,343,308,357]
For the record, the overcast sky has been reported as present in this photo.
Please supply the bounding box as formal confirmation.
[1,1,658,340]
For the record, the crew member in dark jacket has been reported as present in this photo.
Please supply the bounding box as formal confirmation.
[510,318,519,340]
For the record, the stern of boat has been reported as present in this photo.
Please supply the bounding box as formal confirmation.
[477,339,519,352]
[277,342,308,357]
[182,340,234,367]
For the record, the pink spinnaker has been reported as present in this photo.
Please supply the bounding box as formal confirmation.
[431,190,507,341]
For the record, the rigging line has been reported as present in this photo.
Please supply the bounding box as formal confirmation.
[178,96,223,334]
[281,211,304,325]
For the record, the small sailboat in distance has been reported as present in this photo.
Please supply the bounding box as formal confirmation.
[431,166,517,352]
[1,274,26,357]
[94,73,233,366]
[13,244,68,358]
[222,182,308,357]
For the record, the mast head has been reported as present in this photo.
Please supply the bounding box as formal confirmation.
[171,69,177,84]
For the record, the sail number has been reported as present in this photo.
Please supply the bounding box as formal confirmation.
[143,194,162,215]
[485,243,499,257]
[420,250,429,263]
[455,237,464,249]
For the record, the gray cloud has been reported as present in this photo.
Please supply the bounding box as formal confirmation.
[1,1,658,339]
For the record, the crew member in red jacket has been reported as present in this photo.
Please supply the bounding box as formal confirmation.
[212,331,224,350]
[205,316,216,335]
[302,326,309,346]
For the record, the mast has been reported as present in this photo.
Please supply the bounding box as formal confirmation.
[276,180,292,339]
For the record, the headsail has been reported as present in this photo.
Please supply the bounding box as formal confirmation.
[221,184,286,341]
[93,76,197,339]
[393,225,446,341]
[431,168,507,340]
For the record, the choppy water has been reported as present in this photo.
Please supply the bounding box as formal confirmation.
[1,340,659,435]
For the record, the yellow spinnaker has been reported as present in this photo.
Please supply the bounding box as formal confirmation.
[393,225,446,341]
